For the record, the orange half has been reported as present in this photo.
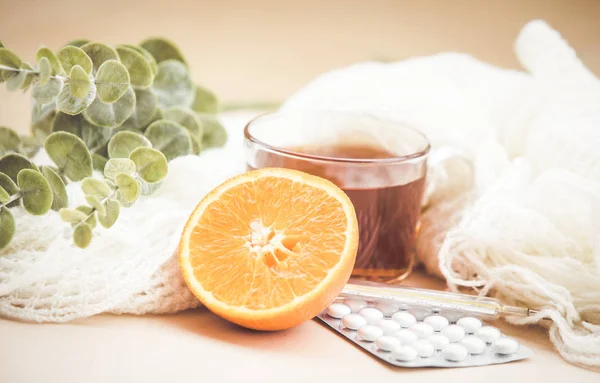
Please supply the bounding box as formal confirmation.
[178,168,358,330]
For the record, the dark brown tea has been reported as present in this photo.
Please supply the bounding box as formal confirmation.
[249,143,426,279]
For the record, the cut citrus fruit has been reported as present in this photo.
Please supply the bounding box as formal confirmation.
[178,168,359,331]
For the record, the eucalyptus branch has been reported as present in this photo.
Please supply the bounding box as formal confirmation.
[0,64,68,81]
[0,37,227,249]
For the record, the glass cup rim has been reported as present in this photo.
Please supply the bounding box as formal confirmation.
[244,111,431,165]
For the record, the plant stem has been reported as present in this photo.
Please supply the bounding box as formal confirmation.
[73,189,118,229]
[0,65,69,82]
[0,192,22,209]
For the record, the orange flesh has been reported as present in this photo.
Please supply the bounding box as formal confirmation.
[188,176,349,310]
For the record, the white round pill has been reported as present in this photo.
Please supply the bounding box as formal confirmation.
[326,303,351,319]
[393,329,418,344]
[476,326,502,343]
[344,298,367,313]
[441,324,465,342]
[375,302,400,317]
[413,339,435,357]
[391,345,418,362]
[359,307,384,324]
[377,319,401,335]
[457,317,482,333]
[357,324,384,341]
[443,343,468,362]
[375,335,401,352]
[410,322,434,339]
[460,336,486,354]
[392,311,417,328]
[341,313,367,330]
[493,338,519,355]
[423,315,449,331]
[427,334,450,350]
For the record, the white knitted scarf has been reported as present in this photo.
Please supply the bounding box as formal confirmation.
[1,20,598,368]
[281,20,600,368]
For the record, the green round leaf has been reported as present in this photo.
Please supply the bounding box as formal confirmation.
[83,87,136,128]
[163,106,203,154]
[0,207,15,249]
[20,62,35,90]
[104,179,116,189]
[32,77,64,104]
[163,106,203,137]
[65,39,90,48]
[95,60,130,104]
[129,147,168,183]
[40,166,68,210]
[144,119,192,160]
[137,178,162,195]
[32,99,55,121]
[92,153,108,172]
[144,107,163,130]
[30,109,55,143]
[0,172,20,208]
[104,158,136,180]
[5,67,27,91]
[115,173,139,203]
[17,169,53,215]
[139,38,186,65]
[0,47,21,69]
[19,135,41,158]
[0,127,21,156]
[36,47,65,75]
[116,46,153,88]
[56,79,96,116]
[73,223,92,248]
[118,45,157,76]
[85,195,106,216]
[119,89,157,130]
[58,45,93,74]
[38,56,52,86]
[152,60,194,108]
[98,199,120,228]
[107,131,152,159]
[198,115,227,149]
[81,177,111,199]
[59,208,87,223]
[69,64,92,98]
[52,112,112,152]
[44,131,93,181]
[191,85,219,114]
[0,153,37,182]
[0,186,10,203]
[80,42,118,74]
[75,205,96,228]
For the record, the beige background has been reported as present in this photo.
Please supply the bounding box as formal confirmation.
[1,1,600,381]
[1,0,600,130]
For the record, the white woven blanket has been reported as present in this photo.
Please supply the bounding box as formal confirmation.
[0,116,247,321]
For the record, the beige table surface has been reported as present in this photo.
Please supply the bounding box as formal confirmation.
[1,1,600,381]
[1,272,598,382]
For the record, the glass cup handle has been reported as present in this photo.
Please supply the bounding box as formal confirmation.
[422,146,474,208]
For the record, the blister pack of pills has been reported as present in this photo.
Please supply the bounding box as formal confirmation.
[317,296,533,368]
